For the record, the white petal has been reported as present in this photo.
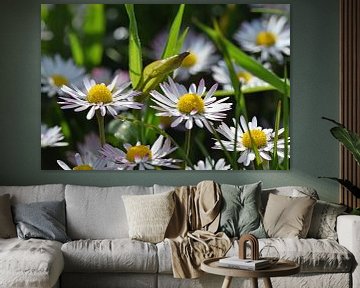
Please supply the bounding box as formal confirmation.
[86,106,96,120]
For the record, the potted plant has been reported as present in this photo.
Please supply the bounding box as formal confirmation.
[321,117,360,215]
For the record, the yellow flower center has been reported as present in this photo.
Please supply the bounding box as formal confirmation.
[242,129,267,149]
[126,145,152,162]
[256,31,277,47]
[51,74,68,87]
[181,52,198,68]
[87,84,113,104]
[237,71,253,84]
[72,164,93,170]
[177,93,205,114]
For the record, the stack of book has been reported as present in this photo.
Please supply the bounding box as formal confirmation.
[218,257,271,270]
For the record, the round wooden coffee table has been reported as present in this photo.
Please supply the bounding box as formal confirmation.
[201,257,300,288]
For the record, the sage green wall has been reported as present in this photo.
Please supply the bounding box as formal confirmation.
[0,0,340,203]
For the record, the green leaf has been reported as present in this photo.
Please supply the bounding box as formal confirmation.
[331,127,360,165]
[195,20,290,96]
[83,4,105,67]
[319,177,360,199]
[323,117,360,165]
[162,4,185,59]
[176,27,189,54]
[282,66,290,169]
[214,86,276,97]
[68,31,84,65]
[271,100,282,169]
[125,4,143,89]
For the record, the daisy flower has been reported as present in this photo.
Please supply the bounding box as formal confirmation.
[41,54,85,97]
[100,135,181,170]
[175,31,219,80]
[150,78,232,130]
[211,60,269,91]
[187,158,231,170]
[213,116,289,166]
[41,124,68,148]
[234,15,290,63]
[57,153,108,171]
[66,132,102,166]
[150,30,218,80]
[59,76,142,120]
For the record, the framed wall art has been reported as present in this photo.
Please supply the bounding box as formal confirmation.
[41,4,290,171]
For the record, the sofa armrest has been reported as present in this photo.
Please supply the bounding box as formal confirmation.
[337,215,360,288]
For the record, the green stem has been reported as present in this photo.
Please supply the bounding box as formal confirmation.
[96,110,106,146]
[185,129,191,159]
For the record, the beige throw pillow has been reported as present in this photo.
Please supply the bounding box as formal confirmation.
[263,193,316,238]
[0,194,17,238]
[122,191,175,243]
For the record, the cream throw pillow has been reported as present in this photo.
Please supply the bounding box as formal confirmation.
[122,191,175,243]
[263,193,316,238]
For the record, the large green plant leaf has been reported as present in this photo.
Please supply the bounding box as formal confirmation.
[323,117,360,165]
[162,4,185,58]
[319,177,360,199]
[125,4,143,89]
[195,20,290,96]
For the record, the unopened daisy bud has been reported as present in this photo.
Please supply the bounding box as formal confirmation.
[143,52,189,79]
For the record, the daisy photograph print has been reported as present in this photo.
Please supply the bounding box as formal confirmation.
[41,4,290,171]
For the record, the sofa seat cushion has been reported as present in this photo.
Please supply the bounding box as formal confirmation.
[0,238,64,288]
[157,238,353,274]
[229,238,354,273]
[61,239,158,273]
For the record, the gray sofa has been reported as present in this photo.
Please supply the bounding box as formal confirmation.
[0,184,359,288]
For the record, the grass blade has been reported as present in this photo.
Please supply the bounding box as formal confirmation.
[214,86,276,97]
[83,4,105,67]
[162,4,185,58]
[125,4,143,89]
[271,100,282,169]
[176,27,189,54]
[195,19,290,96]
[282,65,290,169]
[68,31,84,65]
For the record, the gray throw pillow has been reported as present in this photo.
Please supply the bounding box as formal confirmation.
[218,182,266,238]
[307,200,347,240]
[12,200,70,243]
[0,194,16,238]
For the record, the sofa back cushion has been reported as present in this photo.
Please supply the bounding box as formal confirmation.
[0,184,65,204]
[65,185,153,239]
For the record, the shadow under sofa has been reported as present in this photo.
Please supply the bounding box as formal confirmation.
[0,183,359,288]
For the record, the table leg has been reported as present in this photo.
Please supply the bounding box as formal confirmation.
[251,278,258,288]
[263,277,273,288]
[221,276,232,288]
